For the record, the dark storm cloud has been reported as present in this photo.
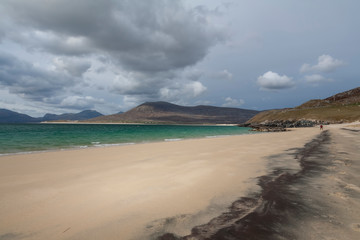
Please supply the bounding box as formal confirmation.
[0,0,225,109]
[2,0,225,72]
[0,52,74,101]
[53,57,91,77]
[111,69,207,106]
[59,95,105,110]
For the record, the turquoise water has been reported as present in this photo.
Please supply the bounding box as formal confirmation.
[0,124,252,155]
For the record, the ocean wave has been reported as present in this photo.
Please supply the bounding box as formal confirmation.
[164,138,183,142]
[0,142,136,156]
[92,142,135,147]
[78,145,89,149]
[0,150,45,156]
[206,135,231,138]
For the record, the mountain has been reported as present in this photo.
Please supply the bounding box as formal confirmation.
[247,87,360,125]
[87,101,259,124]
[0,109,103,123]
[42,110,103,121]
[0,109,38,123]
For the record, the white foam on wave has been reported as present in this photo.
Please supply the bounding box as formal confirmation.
[0,142,137,156]
[92,142,135,147]
[0,151,43,156]
[164,138,183,142]
[206,135,231,138]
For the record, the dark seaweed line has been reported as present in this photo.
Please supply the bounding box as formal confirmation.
[158,131,331,240]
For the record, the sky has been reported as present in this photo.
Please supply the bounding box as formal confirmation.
[0,0,359,117]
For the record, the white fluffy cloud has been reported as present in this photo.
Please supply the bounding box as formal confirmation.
[257,71,295,90]
[222,97,245,107]
[300,55,344,73]
[304,74,333,84]
[159,81,207,100]
[185,81,207,97]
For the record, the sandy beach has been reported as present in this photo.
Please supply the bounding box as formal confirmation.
[1,125,359,240]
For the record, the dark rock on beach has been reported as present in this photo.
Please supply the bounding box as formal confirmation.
[240,119,329,132]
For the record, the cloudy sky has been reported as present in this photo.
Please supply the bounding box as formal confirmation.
[0,0,359,116]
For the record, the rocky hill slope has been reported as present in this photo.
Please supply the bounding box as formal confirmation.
[246,87,360,128]
[88,101,259,124]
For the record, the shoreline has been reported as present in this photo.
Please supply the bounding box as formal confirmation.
[0,131,255,157]
[40,121,239,126]
[1,125,358,239]
[0,124,249,156]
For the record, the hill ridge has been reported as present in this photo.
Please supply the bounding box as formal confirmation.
[247,87,360,125]
[88,102,259,124]
[0,109,103,123]
[42,110,103,121]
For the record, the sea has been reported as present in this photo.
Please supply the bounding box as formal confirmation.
[0,123,253,155]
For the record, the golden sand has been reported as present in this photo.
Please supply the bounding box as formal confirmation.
[0,128,320,239]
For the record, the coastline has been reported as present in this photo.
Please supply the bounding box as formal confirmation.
[0,124,249,156]
[40,121,239,126]
[0,125,358,239]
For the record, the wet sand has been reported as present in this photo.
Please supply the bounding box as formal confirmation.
[0,125,359,239]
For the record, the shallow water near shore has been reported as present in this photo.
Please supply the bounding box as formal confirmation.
[0,123,252,155]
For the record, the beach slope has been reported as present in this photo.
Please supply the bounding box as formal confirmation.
[1,126,359,239]
[159,124,360,239]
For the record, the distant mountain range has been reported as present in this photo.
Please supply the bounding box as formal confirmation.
[0,109,39,123]
[247,87,360,124]
[0,102,259,124]
[87,101,260,124]
[4,87,359,125]
[0,109,103,123]
[41,110,103,121]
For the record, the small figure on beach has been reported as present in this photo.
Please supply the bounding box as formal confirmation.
[320,125,323,130]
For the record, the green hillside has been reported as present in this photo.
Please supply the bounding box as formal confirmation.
[247,87,360,124]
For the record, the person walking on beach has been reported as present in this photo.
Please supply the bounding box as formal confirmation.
[320,124,323,130]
